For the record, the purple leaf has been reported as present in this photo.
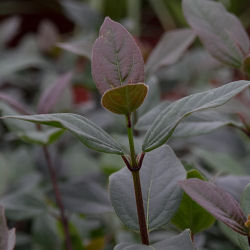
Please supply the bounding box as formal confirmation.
[179,179,247,235]
[91,17,144,95]
[37,72,72,114]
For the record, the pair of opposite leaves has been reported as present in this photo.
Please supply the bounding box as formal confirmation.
[91,17,148,115]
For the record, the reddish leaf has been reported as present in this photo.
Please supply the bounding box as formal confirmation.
[37,72,72,114]
[101,83,148,114]
[179,179,248,235]
[91,17,144,95]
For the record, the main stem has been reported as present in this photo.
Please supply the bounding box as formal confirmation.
[42,146,73,250]
[126,114,149,245]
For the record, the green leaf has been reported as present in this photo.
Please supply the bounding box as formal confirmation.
[183,0,250,68]
[146,29,195,74]
[3,113,125,155]
[114,230,194,250]
[142,80,250,152]
[171,170,215,234]
[0,206,16,250]
[109,145,186,231]
[101,83,148,114]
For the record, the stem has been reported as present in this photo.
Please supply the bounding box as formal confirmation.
[125,114,149,245]
[42,146,72,250]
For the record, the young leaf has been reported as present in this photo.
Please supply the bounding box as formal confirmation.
[142,80,250,152]
[3,113,125,155]
[91,17,144,94]
[146,29,195,74]
[0,206,16,250]
[171,170,215,234]
[182,0,250,68]
[101,83,148,114]
[109,145,186,231]
[114,230,194,250]
[37,72,73,114]
[179,179,248,235]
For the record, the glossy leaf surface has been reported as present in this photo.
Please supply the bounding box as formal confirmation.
[91,17,144,94]
[101,83,148,114]
[142,80,250,152]
[172,170,215,234]
[183,0,250,67]
[109,145,186,231]
[3,113,124,155]
[179,179,247,235]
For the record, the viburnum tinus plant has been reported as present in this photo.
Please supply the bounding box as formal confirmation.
[3,16,250,249]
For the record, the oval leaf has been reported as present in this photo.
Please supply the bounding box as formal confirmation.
[109,145,186,231]
[91,17,144,94]
[142,80,250,152]
[183,0,250,68]
[101,83,148,114]
[2,113,124,155]
[179,178,247,235]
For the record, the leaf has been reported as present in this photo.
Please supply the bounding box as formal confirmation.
[114,230,194,250]
[59,179,112,214]
[172,111,242,138]
[142,80,250,152]
[114,243,153,250]
[241,183,250,217]
[152,229,194,250]
[91,17,144,94]
[0,206,16,250]
[3,113,125,155]
[109,145,186,231]
[179,178,247,235]
[101,83,148,114]
[57,34,95,59]
[16,128,64,145]
[182,0,250,68]
[0,189,46,220]
[61,0,100,30]
[219,222,249,250]
[146,29,195,74]
[37,72,73,114]
[171,170,215,234]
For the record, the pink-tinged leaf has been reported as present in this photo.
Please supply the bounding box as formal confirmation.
[0,92,32,115]
[179,179,248,235]
[101,83,148,114]
[91,17,144,94]
[37,72,73,114]
[183,0,250,68]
